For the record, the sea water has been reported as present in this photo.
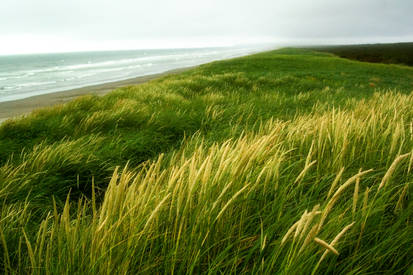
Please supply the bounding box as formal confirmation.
[0,46,265,103]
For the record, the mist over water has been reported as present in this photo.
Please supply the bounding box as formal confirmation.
[0,46,268,102]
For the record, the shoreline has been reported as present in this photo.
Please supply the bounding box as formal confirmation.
[0,67,192,123]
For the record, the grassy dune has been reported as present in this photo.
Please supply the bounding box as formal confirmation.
[0,48,413,273]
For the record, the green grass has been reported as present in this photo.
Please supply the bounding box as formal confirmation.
[0,48,413,274]
[307,42,413,66]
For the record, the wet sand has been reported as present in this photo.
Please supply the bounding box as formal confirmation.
[0,67,191,123]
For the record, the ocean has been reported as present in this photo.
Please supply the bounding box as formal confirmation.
[0,46,265,103]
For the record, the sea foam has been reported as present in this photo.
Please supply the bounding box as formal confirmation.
[0,46,267,102]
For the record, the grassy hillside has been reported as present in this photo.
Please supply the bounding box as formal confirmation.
[0,48,413,274]
[308,42,413,66]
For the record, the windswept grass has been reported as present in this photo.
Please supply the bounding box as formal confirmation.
[0,48,413,273]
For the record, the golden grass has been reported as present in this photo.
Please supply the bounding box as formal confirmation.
[378,152,411,191]
[313,237,339,256]
[1,89,413,273]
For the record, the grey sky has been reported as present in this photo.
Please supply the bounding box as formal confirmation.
[1,0,412,54]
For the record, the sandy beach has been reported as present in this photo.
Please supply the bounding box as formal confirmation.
[0,67,191,123]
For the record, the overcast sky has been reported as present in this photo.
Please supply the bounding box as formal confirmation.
[1,0,412,54]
